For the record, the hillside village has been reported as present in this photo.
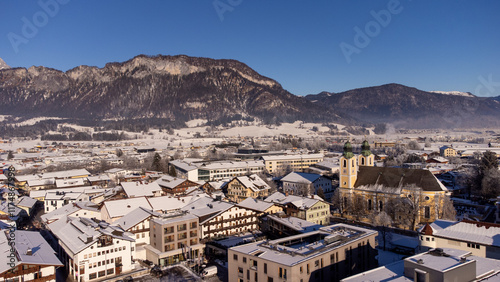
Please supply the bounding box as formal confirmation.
[1,130,500,282]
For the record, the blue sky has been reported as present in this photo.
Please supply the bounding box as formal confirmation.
[2,0,500,96]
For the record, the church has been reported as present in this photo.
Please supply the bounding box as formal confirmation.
[337,140,450,230]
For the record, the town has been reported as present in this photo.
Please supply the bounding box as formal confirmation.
[1,127,500,282]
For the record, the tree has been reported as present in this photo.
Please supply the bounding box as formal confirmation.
[436,195,457,220]
[351,194,367,221]
[151,153,164,172]
[372,211,393,251]
[317,187,326,200]
[479,151,499,173]
[331,189,343,215]
[481,169,500,199]
[115,149,124,158]
[407,140,421,150]
[168,165,177,177]
[7,151,14,160]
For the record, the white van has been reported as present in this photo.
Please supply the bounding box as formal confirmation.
[201,266,218,278]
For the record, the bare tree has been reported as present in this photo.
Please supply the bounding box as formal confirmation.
[436,194,457,220]
[351,194,367,221]
[372,211,393,251]
[407,140,422,150]
[295,181,313,196]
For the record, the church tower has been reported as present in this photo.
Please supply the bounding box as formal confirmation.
[358,140,375,167]
[340,141,357,188]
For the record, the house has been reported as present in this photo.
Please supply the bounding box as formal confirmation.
[419,220,500,259]
[0,230,63,282]
[225,174,271,203]
[101,197,152,222]
[155,175,199,195]
[426,156,449,164]
[44,191,89,213]
[261,154,323,174]
[440,145,457,157]
[229,224,377,282]
[120,181,163,198]
[170,159,266,182]
[47,216,136,281]
[342,248,500,282]
[338,141,450,229]
[281,172,333,199]
[265,192,330,225]
[145,211,204,266]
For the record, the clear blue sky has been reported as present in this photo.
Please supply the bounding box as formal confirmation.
[2,0,500,96]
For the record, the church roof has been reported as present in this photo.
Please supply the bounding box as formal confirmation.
[354,166,446,192]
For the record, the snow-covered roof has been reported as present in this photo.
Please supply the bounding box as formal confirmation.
[235,174,270,192]
[432,221,500,247]
[181,196,234,223]
[265,192,324,210]
[47,216,134,255]
[41,202,99,223]
[261,153,323,161]
[112,207,161,231]
[87,175,111,182]
[200,160,264,170]
[281,172,322,184]
[16,196,37,209]
[266,215,322,233]
[121,181,162,198]
[0,230,63,274]
[155,175,188,189]
[147,195,196,212]
[103,197,152,219]
[55,178,85,188]
[26,178,55,187]
[237,198,275,213]
[170,159,199,171]
[105,168,125,174]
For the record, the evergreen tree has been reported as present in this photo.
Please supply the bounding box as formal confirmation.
[7,151,14,160]
[151,153,163,171]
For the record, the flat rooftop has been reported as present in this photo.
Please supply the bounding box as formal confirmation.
[230,224,376,266]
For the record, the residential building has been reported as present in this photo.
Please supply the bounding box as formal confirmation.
[281,172,333,199]
[236,197,283,215]
[419,220,500,259]
[228,224,378,282]
[156,175,199,195]
[342,248,500,282]
[262,154,323,174]
[145,211,204,266]
[44,191,89,213]
[0,230,63,282]
[112,207,162,260]
[440,145,457,157]
[225,174,271,203]
[265,192,330,225]
[181,196,259,239]
[47,216,136,282]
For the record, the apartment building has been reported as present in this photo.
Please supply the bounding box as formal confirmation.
[225,174,271,203]
[262,154,324,174]
[47,216,136,282]
[170,159,265,181]
[145,211,204,266]
[228,224,378,282]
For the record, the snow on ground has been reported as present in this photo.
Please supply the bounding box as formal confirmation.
[217,121,331,137]
[8,116,68,126]
[185,119,208,128]
[430,91,475,97]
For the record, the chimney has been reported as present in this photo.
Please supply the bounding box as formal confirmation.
[26,248,33,255]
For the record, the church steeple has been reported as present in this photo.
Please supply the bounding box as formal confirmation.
[361,140,371,157]
[343,141,354,159]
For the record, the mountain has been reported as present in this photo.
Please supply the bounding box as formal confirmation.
[305,83,500,128]
[0,55,350,126]
[0,58,9,70]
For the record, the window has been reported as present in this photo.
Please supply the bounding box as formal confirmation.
[234,254,238,261]
[264,263,267,274]
[89,273,97,280]
[238,267,243,277]
[426,237,429,241]
[424,206,430,219]
[243,257,247,263]
[98,271,105,277]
